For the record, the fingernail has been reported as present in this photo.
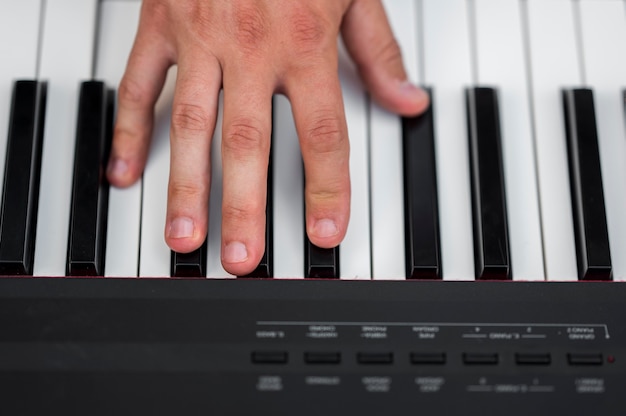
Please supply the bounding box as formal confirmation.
[168,217,194,239]
[224,241,248,263]
[399,80,428,100]
[313,219,339,239]
[108,157,128,178]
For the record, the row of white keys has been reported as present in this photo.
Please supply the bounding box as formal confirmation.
[473,0,544,280]
[34,0,99,276]
[0,0,41,199]
[422,0,474,280]
[525,0,580,281]
[578,0,626,281]
[369,0,419,280]
[96,0,143,277]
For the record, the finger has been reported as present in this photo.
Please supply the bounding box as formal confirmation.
[107,26,173,187]
[165,53,222,253]
[341,0,429,116]
[286,64,350,249]
[219,66,274,275]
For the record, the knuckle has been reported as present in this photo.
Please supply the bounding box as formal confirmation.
[231,6,268,52]
[374,38,403,68]
[118,76,149,109]
[308,187,343,204]
[304,112,345,154]
[168,179,207,202]
[171,103,213,134]
[224,118,268,158]
[222,199,262,224]
[289,12,328,55]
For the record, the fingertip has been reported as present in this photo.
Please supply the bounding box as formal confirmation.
[165,216,207,253]
[393,80,431,116]
[306,217,345,249]
[221,240,265,276]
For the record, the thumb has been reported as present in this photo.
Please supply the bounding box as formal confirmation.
[341,0,429,116]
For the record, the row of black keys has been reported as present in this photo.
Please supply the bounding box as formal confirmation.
[0,80,614,280]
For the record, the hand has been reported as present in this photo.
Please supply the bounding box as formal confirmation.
[106,0,429,276]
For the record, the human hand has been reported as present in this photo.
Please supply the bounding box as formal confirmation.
[106,0,429,276]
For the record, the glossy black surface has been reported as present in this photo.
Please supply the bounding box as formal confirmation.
[562,89,612,281]
[0,278,624,415]
[66,81,113,276]
[466,87,510,280]
[402,87,441,279]
[305,242,340,279]
[0,81,46,275]
[171,239,208,278]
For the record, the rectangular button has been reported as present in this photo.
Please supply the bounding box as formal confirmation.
[466,87,511,280]
[0,80,46,275]
[402,87,441,280]
[463,352,499,365]
[515,352,551,366]
[568,353,603,366]
[251,351,288,364]
[66,81,113,276]
[357,352,393,365]
[171,239,207,278]
[562,89,612,281]
[304,352,341,365]
[410,352,446,365]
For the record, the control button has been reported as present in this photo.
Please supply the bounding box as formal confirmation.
[410,352,447,365]
[515,353,551,366]
[357,352,393,365]
[304,352,341,364]
[568,353,603,366]
[251,351,288,364]
[463,353,499,365]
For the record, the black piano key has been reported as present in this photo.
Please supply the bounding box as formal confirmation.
[402,87,441,279]
[0,80,47,275]
[66,81,113,276]
[562,89,612,281]
[466,87,511,280]
[171,239,207,278]
[305,240,339,279]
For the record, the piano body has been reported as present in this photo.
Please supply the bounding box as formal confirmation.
[0,0,625,414]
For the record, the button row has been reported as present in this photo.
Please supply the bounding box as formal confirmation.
[251,351,607,366]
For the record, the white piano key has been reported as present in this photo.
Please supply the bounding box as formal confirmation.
[369,0,419,281]
[473,0,544,281]
[0,0,41,211]
[272,95,305,279]
[139,67,177,278]
[338,41,371,280]
[422,0,474,280]
[579,0,626,281]
[206,92,233,278]
[34,0,98,276]
[525,0,580,281]
[96,0,142,277]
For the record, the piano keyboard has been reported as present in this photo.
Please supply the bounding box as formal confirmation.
[1,0,625,281]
